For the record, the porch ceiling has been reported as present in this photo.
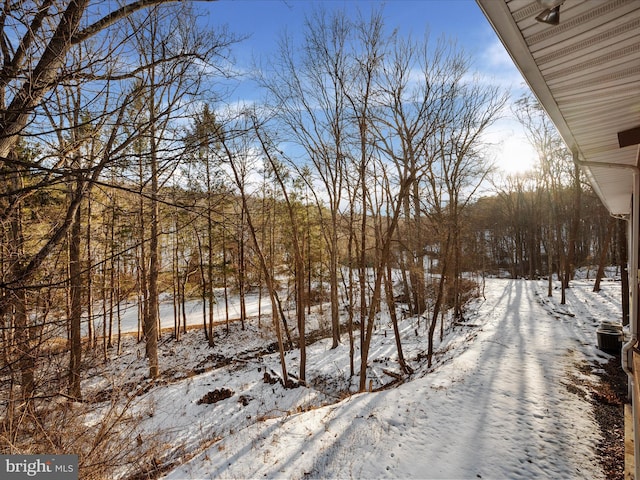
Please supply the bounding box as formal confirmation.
[477,0,640,215]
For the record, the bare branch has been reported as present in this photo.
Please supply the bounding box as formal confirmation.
[71,0,217,45]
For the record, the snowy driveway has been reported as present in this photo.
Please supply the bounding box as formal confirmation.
[164,279,615,479]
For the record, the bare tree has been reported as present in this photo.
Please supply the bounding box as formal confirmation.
[185,104,224,345]
[253,122,309,383]
[334,9,386,392]
[371,34,459,316]
[258,8,352,349]
[411,49,507,365]
[2,0,225,150]
[216,113,291,386]
[514,94,573,302]
[437,73,507,319]
[125,3,238,377]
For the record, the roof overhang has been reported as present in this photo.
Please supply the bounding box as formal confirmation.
[477,0,640,216]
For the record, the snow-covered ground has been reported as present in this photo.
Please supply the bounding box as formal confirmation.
[86,289,272,335]
[85,277,622,479]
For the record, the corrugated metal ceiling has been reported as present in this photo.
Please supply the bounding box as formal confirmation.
[477,0,640,215]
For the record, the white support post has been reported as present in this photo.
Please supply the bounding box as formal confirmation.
[633,171,640,480]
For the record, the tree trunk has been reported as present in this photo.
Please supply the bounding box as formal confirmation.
[206,155,215,346]
[347,203,356,378]
[146,94,160,379]
[195,231,209,342]
[357,145,368,392]
[254,124,307,383]
[222,227,230,333]
[137,154,149,345]
[593,217,615,292]
[172,215,180,341]
[7,163,34,401]
[68,179,82,400]
[86,194,95,348]
[329,221,341,348]
[358,174,414,392]
[566,160,581,284]
[238,207,247,331]
[428,233,450,369]
[385,264,411,374]
[221,139,290,387]
[408,182,426,315]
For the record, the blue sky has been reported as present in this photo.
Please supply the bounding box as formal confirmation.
[205,1,495,54]
[201,0,522,85]
[198,0,537,173]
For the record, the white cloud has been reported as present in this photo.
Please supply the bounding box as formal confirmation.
[484,117,538,174]
[471,38,529,93]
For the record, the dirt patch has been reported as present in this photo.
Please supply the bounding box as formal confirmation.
[566,356,626,480]
[591,356,627,480]
[197,388,234,405]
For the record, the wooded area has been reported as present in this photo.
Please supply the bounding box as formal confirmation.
[0,2,621,478]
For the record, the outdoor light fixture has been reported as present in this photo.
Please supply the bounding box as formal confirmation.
[535,0,564,25]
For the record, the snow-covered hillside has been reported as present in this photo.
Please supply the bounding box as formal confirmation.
[85,277,622,479]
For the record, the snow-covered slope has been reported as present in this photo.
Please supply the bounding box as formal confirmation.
[82,278,620,478]
[138,278,619,479]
